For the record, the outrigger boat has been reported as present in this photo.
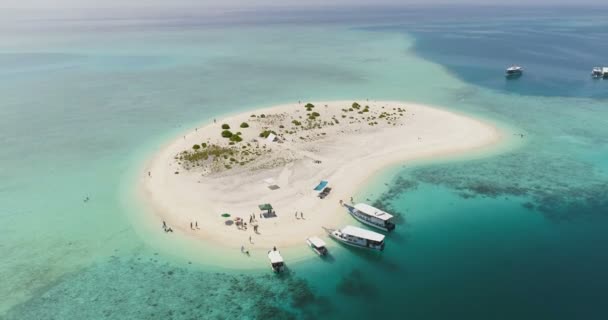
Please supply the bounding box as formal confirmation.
[345,203,396,232]
[306,236,328,256]
[327,225,385,251]
[268,248,285,273]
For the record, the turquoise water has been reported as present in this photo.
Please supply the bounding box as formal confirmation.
[2,7,608,319]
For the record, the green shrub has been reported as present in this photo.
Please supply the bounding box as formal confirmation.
[352,102,361,109]
[201,142,207,148]
[230,134,243,143]
[192,144,200,150]
[292,120,302,126]
[279,125,285,128]
[221,124,230,129]
[311,112,320,117]
[240,122,249,128]
[260,114,266,118]
[259,130,277,138]
[221,130,233,138]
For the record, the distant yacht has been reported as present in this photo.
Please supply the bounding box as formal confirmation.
[328,225,385,251]
[591,67,603,78]
[505,65,523,77]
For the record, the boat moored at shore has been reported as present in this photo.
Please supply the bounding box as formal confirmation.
[328,225,385,251]
[345,203,396,231]
[268,248,285,272]
[306,236,328,256]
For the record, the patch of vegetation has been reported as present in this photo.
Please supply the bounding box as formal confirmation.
[201,142,207,148]
[259,114,266,118]
[230,134,243,143]
[352,102,361,109]
[221,130,233,138]
[305,103,315,111]
[259,130,277,138]
[240,122,249,128]
[221,124,230,129]
[192,144,200,150]
[292,120,302,126]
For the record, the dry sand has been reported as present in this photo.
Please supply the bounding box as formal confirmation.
[138,100,502,251]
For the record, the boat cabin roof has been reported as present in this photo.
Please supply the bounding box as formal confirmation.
[268,250,284,264]
[341,225,385,242]
[603,67,608,73]
[308,236,326,248]
[354,203,394,221]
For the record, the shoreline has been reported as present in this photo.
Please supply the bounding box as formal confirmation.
[135,100,505,263]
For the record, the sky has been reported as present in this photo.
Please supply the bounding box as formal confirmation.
[1,0,606,9]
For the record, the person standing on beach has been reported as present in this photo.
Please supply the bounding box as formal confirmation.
[162,221,167,230]
[195,221,199,229]
[190,222,193,230]
[301,212,304,219]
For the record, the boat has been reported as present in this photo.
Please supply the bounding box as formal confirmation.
[591,67,603,78]
[327,225,385,251]
[306,236,328,256]
[268,248,285,272]
[345,203,396,232]
[505,65,523,77]
[604,67,608,79]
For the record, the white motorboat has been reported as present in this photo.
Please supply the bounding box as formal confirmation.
[345,203,396,232]
[268,249,285,272]
[505,65,523,77]
[327,225,385,251]
[306,236,328,256]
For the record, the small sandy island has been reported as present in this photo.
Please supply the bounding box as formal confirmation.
[139,100,502,250]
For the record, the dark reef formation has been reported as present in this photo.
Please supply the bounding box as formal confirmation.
[5,255,332,320]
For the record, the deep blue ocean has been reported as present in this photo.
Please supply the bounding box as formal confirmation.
[1,6,607,320]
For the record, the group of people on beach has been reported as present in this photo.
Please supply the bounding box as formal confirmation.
[294,211,305,219]
[189,221,200,230]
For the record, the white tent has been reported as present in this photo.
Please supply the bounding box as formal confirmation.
[266,133,277,142]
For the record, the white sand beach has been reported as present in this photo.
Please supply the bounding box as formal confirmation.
[138,100,502,250]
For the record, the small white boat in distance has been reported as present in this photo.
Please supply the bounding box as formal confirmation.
[591,67,603,78]
[268,249,285,273]
[604,67,608,79]
[328,225,385,251]
[505,65,523,77]
[306,236,328,256]
[346,203,396,232]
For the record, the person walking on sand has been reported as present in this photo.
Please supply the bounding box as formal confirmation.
[195,221,199,229]
[190,222,193,230]
[301,212,304,219]
[249,236,252,243]
[241,245,244,253]
[295,211,298,219]
[162,221,167,230]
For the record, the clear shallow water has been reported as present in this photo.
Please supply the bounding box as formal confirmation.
[1,6,608,319]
